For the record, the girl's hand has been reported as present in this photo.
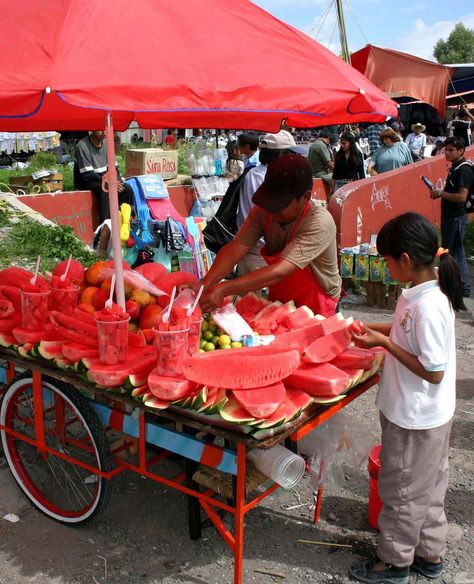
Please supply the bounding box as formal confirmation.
[351,323,389,349]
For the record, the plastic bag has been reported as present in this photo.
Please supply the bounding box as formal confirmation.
[211,302,253,342]
[154,242,171,272]
[164,217,187,253]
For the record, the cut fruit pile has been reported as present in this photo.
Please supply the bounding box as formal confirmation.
[0,272,385,437]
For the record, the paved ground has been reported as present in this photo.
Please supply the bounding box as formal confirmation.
[0,294,472,584]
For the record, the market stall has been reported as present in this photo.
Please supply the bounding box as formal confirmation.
[0,2,397,582]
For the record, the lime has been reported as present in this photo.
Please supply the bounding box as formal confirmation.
[216,329,224,336]
[212,335,220,346]
[204,342,216,351]
[218,334,231,347]
[220,343,231,350]
[201,320,209,333]
[199,348,205,353]
[231,341,243,348]
[203,330,214,341]
[208,323,217,333]
[199,338,207,350]
[205,314,212,322]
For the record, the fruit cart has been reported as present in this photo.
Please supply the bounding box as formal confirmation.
[0,349,379,584]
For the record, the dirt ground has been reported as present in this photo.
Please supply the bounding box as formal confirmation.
[0,289,472,584]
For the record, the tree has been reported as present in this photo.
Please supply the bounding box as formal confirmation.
[434,23,474,64]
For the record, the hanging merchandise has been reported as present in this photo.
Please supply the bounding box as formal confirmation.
[119,203,132,242]
[164,217,187,253]
[154,241,171,272]
[126,177,154,245]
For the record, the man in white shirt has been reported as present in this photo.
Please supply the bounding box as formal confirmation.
[405,123,427,161]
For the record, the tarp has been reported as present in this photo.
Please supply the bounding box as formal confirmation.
[0,0,396,132]
[446,64,474,105]
[351,45,451,118]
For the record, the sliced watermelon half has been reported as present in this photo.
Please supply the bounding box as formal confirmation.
[231,382,286,419]
[62,342,99,362]
[148,369,196,401]
[281,305,314,329]
[219,398,256,425]
[330,346,375,371]
[0,332,18,348]
[12,327,64,345]
[271,320,324,354]
[37,339,67,360]
[144,396,171,410]
[255,393,302,429]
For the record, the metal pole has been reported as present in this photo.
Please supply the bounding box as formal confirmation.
[335,0,351,65]
[104,111,126,310]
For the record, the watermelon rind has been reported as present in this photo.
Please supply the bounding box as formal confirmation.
[219,399,256,424]
[122,371,149,392]
[131,385,149,399]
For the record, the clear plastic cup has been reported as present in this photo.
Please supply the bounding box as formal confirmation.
[187,318,202,356]
[21,289,51,330]
[95,316,130,365]
[247,444,306,489]
[50,285,80,314]
[153,327,190,377]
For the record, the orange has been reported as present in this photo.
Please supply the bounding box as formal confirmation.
[86,261,109,285]
[130,289,151,308]
[80,286,99,305]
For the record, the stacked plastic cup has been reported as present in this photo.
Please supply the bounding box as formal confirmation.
[153,327,190,376]
[21,289,51,330]
[247,443,306,489]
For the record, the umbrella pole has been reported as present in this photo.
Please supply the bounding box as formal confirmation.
[105,111,126,310]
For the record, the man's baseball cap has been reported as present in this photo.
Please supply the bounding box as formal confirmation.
[252,153,313,213]
[259,130,296,150]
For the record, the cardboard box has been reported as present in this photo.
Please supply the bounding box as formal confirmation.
[125,148,178,180]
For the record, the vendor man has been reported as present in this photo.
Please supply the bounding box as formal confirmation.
[199,153,341,315]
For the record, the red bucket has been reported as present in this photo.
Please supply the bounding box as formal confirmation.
[368,444,382,530]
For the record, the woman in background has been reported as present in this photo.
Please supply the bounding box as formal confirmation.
[331,132,365,194]
[371,129,413,174]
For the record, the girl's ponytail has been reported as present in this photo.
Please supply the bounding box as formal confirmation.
[438,251,466,311]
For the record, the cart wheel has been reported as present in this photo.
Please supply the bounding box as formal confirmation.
[0,373,113,525]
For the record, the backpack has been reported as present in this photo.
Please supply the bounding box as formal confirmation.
[448,160,474,213]
[202,167,251,254]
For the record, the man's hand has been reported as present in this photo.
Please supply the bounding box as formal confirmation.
[351,323,389,349]
[200,284,226,313]
[117,181,125,193]
[430,188,441,200]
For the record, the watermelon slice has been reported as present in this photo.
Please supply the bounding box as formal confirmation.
[50,311,99,347]
[0,332,18,348]
[318,312,345,334]
[197,387,228,414]
[131,385,149,399]
[54,356,75,370]
[12,327,64,345]
[37,339,67,360]
[147,369,196,401]
[0,298,15,319]
[285,362,350,397]
[281,305,314,329]
[0,314,22,334]
[255,393,304,429]
[17,343,35,358]
[330,346,374,371]
[122,370,149,391]
[235,293,270,325]
[62,342,100,362]
[144,396,171,410]
[219,398,256,424]
[302,327,351,364]
[231,382,286,419]
[253,301,296,335]
[272,321,324,354]
[285,386,313,415]
[183,345,300,389]
[86,349,156,387]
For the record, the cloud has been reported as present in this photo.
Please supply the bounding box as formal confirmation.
[395,12,474,61]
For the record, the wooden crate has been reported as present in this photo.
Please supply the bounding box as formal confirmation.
[9,173,63,193]
[367,281,402,310]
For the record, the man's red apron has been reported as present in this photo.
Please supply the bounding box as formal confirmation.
[260,202,338,317]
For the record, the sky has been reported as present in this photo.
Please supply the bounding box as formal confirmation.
[252,0,474,62]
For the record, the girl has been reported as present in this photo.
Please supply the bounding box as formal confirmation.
[349,212,465,584]
[331,132,365,194]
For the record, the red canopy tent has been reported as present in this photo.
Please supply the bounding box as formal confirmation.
[0,0,397,306]
[351,45,451,118]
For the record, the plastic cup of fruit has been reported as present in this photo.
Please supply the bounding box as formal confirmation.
[187,317,203,356]
[20,289,51,330]
[95,315,130,365]
[153,325,190,377]
[50,285,80,314]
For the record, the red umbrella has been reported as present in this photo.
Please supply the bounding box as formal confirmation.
[0,0,397,305]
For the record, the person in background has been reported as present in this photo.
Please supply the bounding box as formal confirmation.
[361,122,388,157]
[371,129,413,174]
[236,130,297,275]
[431,137,445,157]
[308,129,334,185]
[388,117,403,138]
[451,104,474,146]
[237,132,260,168]
[405,123,427,161]
[224,140,244,182]
[349,212,465,584]
[430,137,472,298]
[74,130,132,224]
[164,129,177,148]
[199,154,341,316]
[331,132,365,195]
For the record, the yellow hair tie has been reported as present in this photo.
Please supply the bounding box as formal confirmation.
[436,247,449,257]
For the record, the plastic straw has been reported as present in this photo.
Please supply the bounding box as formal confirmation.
[105,273,116,309]
[187,285,204,316]
[162,286,176,323]
[30,256,41,286]
[60,254,72,282]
